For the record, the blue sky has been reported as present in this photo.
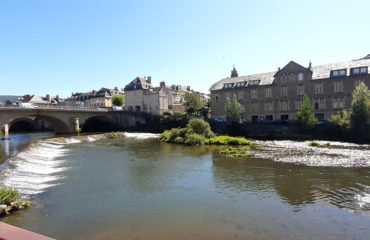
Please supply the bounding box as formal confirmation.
[1,0,369,97]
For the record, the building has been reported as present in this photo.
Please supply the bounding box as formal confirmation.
[64,88,114,108]
[124,76,208,115]
[124,77,170,115]
[210,56,370,122]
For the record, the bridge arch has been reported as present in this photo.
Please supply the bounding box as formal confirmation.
[81,115,117,132]
[1,114,70,135]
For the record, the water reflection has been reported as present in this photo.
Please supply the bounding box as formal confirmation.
[211,150,370,211]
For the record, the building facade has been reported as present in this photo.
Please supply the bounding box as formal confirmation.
[210,57,370,122]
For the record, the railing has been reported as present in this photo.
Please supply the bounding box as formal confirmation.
[0,105,109,112]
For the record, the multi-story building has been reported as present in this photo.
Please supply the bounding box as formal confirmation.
[210,56,370,122]
[64,88,115,108]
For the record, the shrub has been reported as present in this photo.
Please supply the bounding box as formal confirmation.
[184,133,206,146]
[159,130,172,142]
[174,136,184,144]
[0,188,20,205]
[297,95,317,131]
[309,141,320,147]
[206,136,251,145]
[186,119,215,138]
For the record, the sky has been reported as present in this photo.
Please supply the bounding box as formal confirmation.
[1,0,369,98]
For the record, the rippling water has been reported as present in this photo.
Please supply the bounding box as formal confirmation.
[0,133,369,240]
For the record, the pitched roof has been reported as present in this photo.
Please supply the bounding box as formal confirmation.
[210,58,370,91]
[311,58,370,80]
[209,72,276,91]
[124,77,152,91]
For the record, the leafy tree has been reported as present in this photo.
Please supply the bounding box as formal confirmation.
[184,92,202,115]
[350,83,370,130]
[329,109,351,133]
[225,94,244,122]
[297,95,317,130]
[112,94,125,106]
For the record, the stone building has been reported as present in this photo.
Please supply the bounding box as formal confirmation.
[210,57,370,122]
[64,88,114,108]
[124,77,170,115]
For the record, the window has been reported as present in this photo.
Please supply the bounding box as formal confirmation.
[251,102,258,112]
[355,79,364,87]
[331,69,347,78]
[251,90,257,99]
[314,98,325,110]
[315,83,323,94]
[249,80,260,86]
[351,67,368,76]
[223,83,233,89]
[264,102,273,112]
[334,81,343,93]
[298,72,304,81]
[215,96,219,102]
[281,74,287,84]
[281,87,287,97]
[280,100,289,111]
[333,97,344,109]
[296,98,303,110]
[265,88,272,98]
[235,82,246,87]
[290,73,295,82]
[297,85,304,95]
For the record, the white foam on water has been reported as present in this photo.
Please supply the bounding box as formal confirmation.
[253,140,370,167]
[87,136,96,142]
[355,193,370,209]
[65,138,82,144]
[0,141,69,196]
[123,132,159,139]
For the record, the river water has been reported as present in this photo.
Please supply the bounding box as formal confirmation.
[1,133,370,239]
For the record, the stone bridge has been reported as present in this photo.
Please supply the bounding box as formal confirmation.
[0,107,147,137]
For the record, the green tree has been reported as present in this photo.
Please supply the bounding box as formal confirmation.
[350,83,370,130]
[112,94,125,106]
[297,95,317,130]
[184,92,202,115]
[225,94,244,122]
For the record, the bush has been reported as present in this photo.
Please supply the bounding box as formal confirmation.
[0,188,20,205]
[186,119,215,138]
[297,95,317,131]
[184,133,206,146]
[112,95,125,107]
[206,136,251,145]
[309,141,330,148]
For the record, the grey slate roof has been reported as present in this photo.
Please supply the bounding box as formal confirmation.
[209,72,276,91]
[311,58,370,80]
[210,58,370,91]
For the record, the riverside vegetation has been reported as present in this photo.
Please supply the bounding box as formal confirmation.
[159,119,253,157]
[0,188,31,217]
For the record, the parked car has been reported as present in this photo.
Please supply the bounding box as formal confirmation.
[316,120,329,126]
[214,117,226,122]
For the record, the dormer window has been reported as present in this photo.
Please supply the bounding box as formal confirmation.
[249,80,260,87]
[223,83,234,89]
[235,82,246,88]
[351,67,368,76]
[331,69,346,78]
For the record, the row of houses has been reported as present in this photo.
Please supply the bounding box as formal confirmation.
[124,76,209,115]
[210,54,370,122]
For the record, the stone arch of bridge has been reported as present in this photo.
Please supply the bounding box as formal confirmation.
[80,115,116,132]
[1,114,70,135]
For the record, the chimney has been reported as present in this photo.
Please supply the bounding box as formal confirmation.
[187,86,191,91]
[308,60,312,70]
[160,81,166,88]
[147,76,152,84]
[92,90,97,95]
[278,67,281,71]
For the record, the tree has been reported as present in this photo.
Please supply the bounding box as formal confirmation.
[297,95,317,130]
[184,92,202,115]
[350,83,370,130]
[225,94,244,122]
[112,95,125,106]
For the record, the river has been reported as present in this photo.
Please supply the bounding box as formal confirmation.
[0,133,370,239]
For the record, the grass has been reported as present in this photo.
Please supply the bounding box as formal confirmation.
[309,141,331,148]
[206,136,251,145]
[104,132,124,139]
[0,188,20,205]
[220,146,253,158]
